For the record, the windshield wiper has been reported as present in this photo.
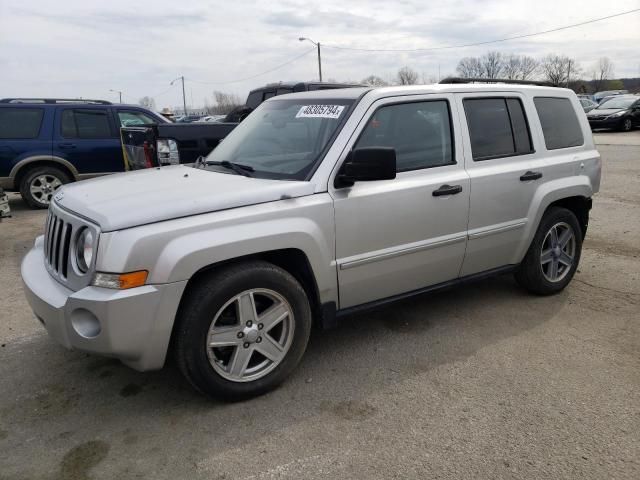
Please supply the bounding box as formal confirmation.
[206,160,254,177]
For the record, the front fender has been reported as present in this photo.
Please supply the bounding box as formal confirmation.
[512,176,594,263]
[96,195,338,304]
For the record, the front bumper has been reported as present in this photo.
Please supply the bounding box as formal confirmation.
[21,236,187,371]
[588,116,622,129]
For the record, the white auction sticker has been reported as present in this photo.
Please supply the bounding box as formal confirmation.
[296,105,345,119]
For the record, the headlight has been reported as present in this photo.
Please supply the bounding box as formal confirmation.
[608,111,626,118]
[75,228,94,273]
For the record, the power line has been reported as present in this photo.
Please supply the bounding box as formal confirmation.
[187,48,316,85]
[322,8,640,53]
[149,84,177,100]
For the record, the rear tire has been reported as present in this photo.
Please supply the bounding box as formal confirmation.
[515,207,582,295]
[19,166,70,209]
[174,261,312,401]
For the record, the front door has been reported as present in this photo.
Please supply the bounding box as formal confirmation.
[331,95,470,309]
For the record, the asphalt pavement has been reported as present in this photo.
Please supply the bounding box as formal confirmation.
[0,132,638,479]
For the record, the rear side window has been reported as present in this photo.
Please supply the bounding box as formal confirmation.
[355,100,454,172]
[0,108,44,139]
[464,98,533,161]
[61,109,112,138]
[533,97,584,150]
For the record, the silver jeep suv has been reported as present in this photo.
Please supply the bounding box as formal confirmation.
[22,83,601,399]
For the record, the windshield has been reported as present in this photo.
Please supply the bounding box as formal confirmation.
[203,98,354,180]
[597,97,635,109]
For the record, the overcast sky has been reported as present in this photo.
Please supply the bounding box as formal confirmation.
[1,0,638,110]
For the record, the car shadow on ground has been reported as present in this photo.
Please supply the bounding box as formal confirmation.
[0,273,569,479]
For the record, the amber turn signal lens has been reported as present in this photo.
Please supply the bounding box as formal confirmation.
[118,271,148,289]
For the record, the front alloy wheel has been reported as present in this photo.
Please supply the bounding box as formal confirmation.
[174,261,312,400]
[207,289,295,382]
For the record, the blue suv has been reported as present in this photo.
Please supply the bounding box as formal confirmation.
[0,99,167,208]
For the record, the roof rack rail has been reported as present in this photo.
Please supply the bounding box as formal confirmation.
[439,77,553,87]
[0,98,112,105]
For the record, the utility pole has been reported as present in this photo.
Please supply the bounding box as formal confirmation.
[171,76,188,115]
[109,89,123,103]
[299,37,323,82]
[316,42,323,82]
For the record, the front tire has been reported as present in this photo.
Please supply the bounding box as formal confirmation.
[174,261,312,401]
[619,118,633,132]
[515,207,582,295]
[20,166,70,209]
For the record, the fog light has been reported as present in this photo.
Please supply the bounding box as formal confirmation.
[70,308,101,338]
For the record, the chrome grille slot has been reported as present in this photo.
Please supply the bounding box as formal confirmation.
[43,202,100,290]
[61,224,71,278]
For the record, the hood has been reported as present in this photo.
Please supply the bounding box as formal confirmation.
[588,108,626,116]
[54,165,316,231]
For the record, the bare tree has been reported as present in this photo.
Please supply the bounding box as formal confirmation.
[519,56,539,80]
[396,66,419,85]
[502,54,521,80]
[540,54,578,86]
[456,57,483,78]
[361,75,389,87]
[208,91,243,115]
[592,57,615,92]
[480,51,504,79]
[139,96,156,110]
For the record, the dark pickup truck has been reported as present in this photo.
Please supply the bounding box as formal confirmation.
[122,82,360,169]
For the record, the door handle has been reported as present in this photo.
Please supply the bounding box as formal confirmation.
[520,171,542,181]
[58,143,77,149]
[432,184,463,196]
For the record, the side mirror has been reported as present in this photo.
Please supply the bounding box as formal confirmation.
[336,147,396,188]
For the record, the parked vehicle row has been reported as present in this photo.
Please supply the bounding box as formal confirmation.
[22,81,600,400]
[0,99,166,208]
[586,94,640,131]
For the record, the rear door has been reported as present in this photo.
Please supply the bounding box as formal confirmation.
[0,106,51,181]
[53,107,124,175]
[455,92,545,275]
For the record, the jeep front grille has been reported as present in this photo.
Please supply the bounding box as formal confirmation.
[44,211,72,278]
[43,202,99,291]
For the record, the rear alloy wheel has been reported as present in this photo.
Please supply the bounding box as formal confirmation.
[20,166,70,209]
[515,207,582,295]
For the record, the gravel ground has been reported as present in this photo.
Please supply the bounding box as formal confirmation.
[0,133,638,480]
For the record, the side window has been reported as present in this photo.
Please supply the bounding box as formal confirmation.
[0,108,44,139]
[533,97,584,150]
[355,100,454,172]
[263,92,276,101]
[463,97,533,161]
[245,92,262,110]
[61,109,112,138]
[117,110,157,127]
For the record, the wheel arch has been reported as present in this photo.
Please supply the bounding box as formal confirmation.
[12,156,78,189]
[513,179,594,263]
